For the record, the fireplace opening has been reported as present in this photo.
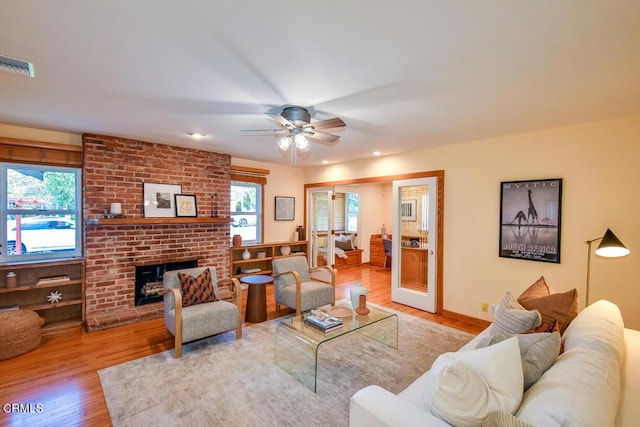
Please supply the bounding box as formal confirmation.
[135,259,198,306]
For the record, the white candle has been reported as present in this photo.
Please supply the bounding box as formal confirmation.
[110,202,122,215]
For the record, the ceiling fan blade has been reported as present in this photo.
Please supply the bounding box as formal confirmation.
[266,112,294,129]
[309,117,346,130]
[306,131,340,145]
[240,129,288,137]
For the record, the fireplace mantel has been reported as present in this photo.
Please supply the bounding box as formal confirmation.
[89,217,230,226]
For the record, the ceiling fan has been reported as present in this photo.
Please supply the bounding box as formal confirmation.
[243,106,346,166]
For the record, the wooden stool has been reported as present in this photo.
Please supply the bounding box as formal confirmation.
[0,310,42,360]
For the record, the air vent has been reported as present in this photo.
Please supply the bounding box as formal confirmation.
[0,55,35,78]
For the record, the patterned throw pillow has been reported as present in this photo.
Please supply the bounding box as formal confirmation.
[483,411,533,427]
[178,269,216,307]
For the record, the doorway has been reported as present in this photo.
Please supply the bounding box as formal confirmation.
[304,170,444,314]
[392,177,438,312]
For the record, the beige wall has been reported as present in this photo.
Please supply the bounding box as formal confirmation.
[304,114,640,329]
[231,158,306,244]
[0,123,82,145]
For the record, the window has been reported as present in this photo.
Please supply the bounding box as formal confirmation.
[333,192,359,232]
[346,193,359,232]
[230,181,262,244]
[1,163,82,262]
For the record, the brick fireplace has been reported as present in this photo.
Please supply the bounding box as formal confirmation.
[83,134,231,330]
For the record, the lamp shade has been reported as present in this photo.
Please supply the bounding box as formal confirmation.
[595,228,630,257]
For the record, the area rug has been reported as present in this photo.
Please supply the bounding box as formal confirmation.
[99,305,474,427]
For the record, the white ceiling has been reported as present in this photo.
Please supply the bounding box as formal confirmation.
[1,1,639,167]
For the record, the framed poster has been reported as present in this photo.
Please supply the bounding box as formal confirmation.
[175,194,198,217]
[275,196,295,221]
[143,183,182,218]
[401,200,417,221]
[499,178,563,263]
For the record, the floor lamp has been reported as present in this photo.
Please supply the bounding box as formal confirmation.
[585,228,630,307]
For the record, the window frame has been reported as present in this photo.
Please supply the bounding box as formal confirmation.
[1,162,83,262]
[230,180,263,245]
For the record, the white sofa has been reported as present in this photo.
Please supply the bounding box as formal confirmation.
[350,300,640,426]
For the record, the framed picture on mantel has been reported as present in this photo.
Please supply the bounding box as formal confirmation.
[499,178,563,263]
[143,183,182,218]
[175,194,198,217]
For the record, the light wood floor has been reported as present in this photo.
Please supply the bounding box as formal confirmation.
[0,263,484,427]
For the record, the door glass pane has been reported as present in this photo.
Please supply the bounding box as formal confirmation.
[310,192,330,268]
[399,185,429,292]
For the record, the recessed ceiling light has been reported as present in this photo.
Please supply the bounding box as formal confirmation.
[187,132,206,139]
[373,151,381,156]
[322,160,329,164]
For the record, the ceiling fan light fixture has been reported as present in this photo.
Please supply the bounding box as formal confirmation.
[294,133,310,151]
[187,132,206,139]
[277,136,292,151]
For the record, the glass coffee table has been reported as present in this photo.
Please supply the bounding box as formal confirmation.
[274,305,398,392]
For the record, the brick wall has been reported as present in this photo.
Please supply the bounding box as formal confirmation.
[83,134,231,330]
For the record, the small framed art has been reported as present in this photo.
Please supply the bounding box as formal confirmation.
[401,200,417,221]
[275,196,295,221]
[175,194,198,217]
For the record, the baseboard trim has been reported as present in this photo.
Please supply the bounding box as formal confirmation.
[443,309,491,329]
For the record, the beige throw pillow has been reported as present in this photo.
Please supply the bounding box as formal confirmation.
[425,337,524,427]
[492,292,542,335]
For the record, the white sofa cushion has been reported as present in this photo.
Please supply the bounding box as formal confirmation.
[425,337,523,427]
[516,300,624,427]
[617,328,640,427]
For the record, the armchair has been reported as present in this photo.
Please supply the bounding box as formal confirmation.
[162,266,242,358]
[271,255,336,316]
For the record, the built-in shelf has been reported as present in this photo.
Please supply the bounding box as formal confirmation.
[90,217,230,226]
[23,299,82,311]
[0,258,85,330]
[230,241,308,279]
[0,279,82,293]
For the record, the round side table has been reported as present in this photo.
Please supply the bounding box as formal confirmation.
[240,275,274,323]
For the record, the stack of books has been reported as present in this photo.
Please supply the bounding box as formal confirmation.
[36,275,70,286]
[304,310,344,333]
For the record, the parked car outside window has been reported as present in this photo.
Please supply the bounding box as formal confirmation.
[230,214,256,227]
[6,216,76,254]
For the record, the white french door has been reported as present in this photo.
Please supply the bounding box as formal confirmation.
[391,177,438,312]
[307,188,335,268]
